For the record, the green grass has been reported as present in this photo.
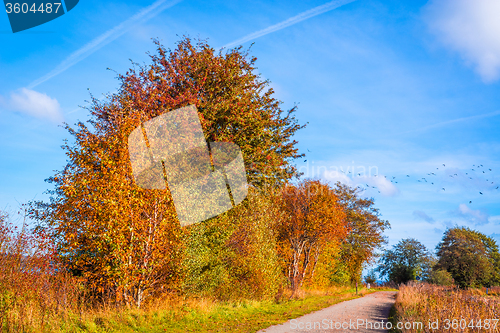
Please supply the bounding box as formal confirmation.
[387,304,401,333]
[56,287,397,333]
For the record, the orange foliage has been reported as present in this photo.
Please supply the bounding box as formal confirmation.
[29,36,305,308]
[275,180,349,296]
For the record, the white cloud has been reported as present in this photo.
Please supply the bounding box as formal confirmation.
[362,175,399,196]
[457,203,489,225]
[489,215,500,224]
[323,169,353,185]
[413,210,435,223]
[424,0,500,82]
[8,88,63,123]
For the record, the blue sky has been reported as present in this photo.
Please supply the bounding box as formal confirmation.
[1,0,500,255]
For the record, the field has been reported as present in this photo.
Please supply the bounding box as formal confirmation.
[390,282,500,333]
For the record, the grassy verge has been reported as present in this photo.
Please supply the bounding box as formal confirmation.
[48,287,396,333]
[387,304,401,333]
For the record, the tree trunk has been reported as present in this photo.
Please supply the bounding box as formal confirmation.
[136,287,143,309]
[289,239,305,298]
[309,243,322,283]
[298,243,312,289]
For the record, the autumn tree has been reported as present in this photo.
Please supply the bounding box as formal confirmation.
[377,238,434,285]
[29,37,305,308]
[30,109,182,309]
[275,179,348,296]
[333,183,389,286]
[435,227,500,288]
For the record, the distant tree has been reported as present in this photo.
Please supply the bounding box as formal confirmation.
[333,183,390,287]
[435,227,499,288]
[473,230,500,286]
[377,238,434,285]
[364,269,377,285]
[275,180,348,297]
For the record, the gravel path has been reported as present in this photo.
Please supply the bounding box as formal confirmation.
[257,291,398,333]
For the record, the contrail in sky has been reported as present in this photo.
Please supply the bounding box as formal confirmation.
[222,0,356,49]
[28,0,182,89]
[402,110,500,135]
[28,0,354,88]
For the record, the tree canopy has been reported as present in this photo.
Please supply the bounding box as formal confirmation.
[333,183,390,285]
[119,37,304,188]
[275,179,348,296]
[435,227,500,288]
[377,238,434,285]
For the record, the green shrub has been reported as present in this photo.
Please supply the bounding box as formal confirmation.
[428,269,454,286]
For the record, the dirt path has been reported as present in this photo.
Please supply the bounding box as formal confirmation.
[257,291,398,333]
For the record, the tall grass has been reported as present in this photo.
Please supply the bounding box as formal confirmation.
[392,282,500,333]
[40,285,387,333]
[0,213,83,332]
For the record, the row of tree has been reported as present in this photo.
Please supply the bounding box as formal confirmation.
[25,37,389,308]
[376,227,500,288]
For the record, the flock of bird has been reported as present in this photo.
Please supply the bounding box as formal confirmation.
[301,148,498,202]
[336,163,499,203]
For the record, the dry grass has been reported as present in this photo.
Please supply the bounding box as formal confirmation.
[0,214,87,333]
[66,285,388,333]
[469,286,500,297]
[392,282,500,333]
